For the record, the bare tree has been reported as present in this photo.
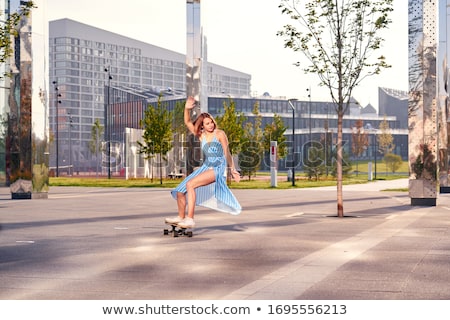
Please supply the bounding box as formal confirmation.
[277,0,393,217]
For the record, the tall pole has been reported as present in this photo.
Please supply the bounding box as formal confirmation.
[288,99,297,186]
[307,87,312,143]
[325,105,329,176]
[68,112,73,176]
[52,81,61,177]
[104,67,112,179]
[186,0,202,175]
[374,130,377,180]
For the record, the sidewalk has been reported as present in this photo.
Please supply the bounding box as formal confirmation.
[0,178,449,300]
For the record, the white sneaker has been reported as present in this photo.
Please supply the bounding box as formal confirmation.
[178,217,195,228]
[165,216,184,224]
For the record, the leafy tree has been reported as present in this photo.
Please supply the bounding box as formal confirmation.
[277,0,393,217]
[330,148,352,178]
[263,114,288,161]
[378,115,395,174]
[384,153,402,173]
[306,142,326,181]
[351,119,369,175]
[89,119,104,178]
[139,96,173,184]
[239,102,264,180]
[0,1,36,68]
[412,144,436,180]
[215,98,246,155]
[0,114,7,179]
[172,100,186,174]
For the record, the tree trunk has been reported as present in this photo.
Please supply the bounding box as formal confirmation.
[337,111,344,218]
[159,153,163,185]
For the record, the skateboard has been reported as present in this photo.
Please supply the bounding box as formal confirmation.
[163,222,193,237]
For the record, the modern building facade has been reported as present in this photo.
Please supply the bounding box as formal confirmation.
[49,18,251,173]
[108,87,408,178]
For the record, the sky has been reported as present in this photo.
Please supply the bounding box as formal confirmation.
[45,0,408,109]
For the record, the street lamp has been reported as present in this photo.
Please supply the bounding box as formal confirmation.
[365,123,377,180]
[306,87,312,143]
[104,67,113,179]
[67,112,73,176]
[288,98,298,186]
[52,81,61,177]
[374,130,378,180]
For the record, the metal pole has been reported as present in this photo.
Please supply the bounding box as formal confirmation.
[374,130,377,180]
[325,105,329,176]
[68,113,72,176]
[288,99,297,186]
[307,87,312,143]
[52,81,61,177]
[104,68,112,179]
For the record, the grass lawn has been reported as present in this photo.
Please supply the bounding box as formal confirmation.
[49,160,409,191]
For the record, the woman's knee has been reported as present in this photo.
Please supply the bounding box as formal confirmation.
[177,192,185,200]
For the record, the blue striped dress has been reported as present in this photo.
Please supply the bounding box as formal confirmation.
[171,133,242,215]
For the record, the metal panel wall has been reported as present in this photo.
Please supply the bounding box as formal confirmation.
[408,0,438,205]
[437,0,450,192]
[185,0,202,174]
[7,0,49,199]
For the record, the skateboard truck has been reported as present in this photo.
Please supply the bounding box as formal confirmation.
[163,223,193,237]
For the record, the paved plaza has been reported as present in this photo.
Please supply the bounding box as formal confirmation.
[1,178,450,300]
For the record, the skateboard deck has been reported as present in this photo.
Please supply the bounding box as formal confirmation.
[163,222,193,237]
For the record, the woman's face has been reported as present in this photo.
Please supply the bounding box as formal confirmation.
[203,117,215,133]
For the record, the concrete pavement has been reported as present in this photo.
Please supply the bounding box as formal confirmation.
[1,178,450,300]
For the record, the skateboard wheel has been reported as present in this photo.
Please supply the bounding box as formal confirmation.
[173,232,179,237]
[187,231,193,237]
[163,229,169,235]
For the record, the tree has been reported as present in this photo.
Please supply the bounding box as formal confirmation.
[0,1,36,69]
[263,114,288,161]
[278,0,393,217]
[89,119,104,178]
[378,115,395,175]
[306,143,326,181]
[215,98,246,156]
[239,102,264,180]
[139,96,173,184]
[384,153,402,173]
[171,100,186,175]
[351,119,369,175]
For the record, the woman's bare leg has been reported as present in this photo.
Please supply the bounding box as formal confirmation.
[176,192,186,218]
[185,169,215,219]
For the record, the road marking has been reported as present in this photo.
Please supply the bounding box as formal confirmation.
[285,212,304,218]
[223,208,429,299]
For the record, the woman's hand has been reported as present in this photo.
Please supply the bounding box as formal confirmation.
[231,169,241,183]
[185,96,196,110]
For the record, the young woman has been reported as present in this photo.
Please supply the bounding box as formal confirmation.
[166,96,241,228]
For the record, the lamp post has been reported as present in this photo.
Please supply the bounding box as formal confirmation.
[374,130,377,180]
[306,87,312,143]
[67,112,73,176]
[52,81,61,177]
[365,123,377,180]
[104,67,112,179]
[288,98,298,186]
[324,105,329,176]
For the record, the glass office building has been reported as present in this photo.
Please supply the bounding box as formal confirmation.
[49,18,251,173]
